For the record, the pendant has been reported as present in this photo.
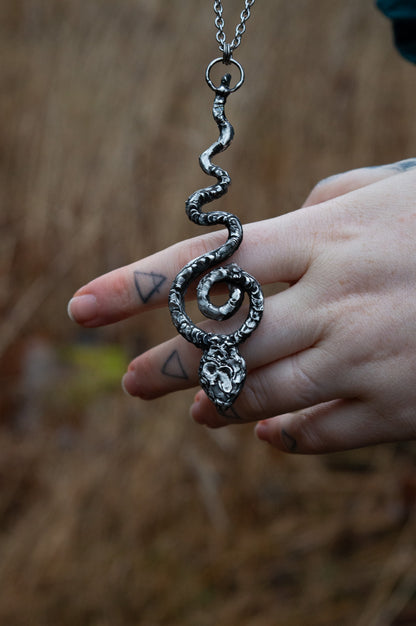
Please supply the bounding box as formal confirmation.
[168,57,263,414]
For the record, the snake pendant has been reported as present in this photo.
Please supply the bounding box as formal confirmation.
[168,66,264,414]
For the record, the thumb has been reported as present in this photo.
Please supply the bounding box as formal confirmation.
[303,159,416,207]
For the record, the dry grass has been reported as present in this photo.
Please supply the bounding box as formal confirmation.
[1,1,416,624]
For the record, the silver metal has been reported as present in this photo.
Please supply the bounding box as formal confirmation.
[222,43,233,65]
[205,57,245,93]
[169,73,263,413]
[214,0,255,54]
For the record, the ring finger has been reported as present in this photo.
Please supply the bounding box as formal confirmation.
[191,342,345,428]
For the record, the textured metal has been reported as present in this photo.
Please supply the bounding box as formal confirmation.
[168,72,263,413]
[214,0,255,53]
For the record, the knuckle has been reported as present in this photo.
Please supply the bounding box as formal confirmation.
[91,268,133,314]
[173,240,202,273]
[290,354,323,408]
[240,370,270,418]
[130,351,159,399]
[173,231,226,274]
[282,413,326,454]
[112,272,135,309]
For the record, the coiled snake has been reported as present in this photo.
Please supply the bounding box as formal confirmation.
[169,69,264,414]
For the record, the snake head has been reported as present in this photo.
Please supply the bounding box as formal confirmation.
[221,73,232,88]
[199,342,246,413]
[214,73,232,96]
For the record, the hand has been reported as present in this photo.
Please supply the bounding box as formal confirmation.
[68,159,416,454]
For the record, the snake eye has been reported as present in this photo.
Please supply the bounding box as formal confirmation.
[217,367,233,393]
[202,362,217,380]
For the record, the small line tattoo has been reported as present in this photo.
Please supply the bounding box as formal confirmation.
[219,406,243,420]
[393,158,416,173]
[161,350,188,380]
[281,429,297,453]
[134,271,167,304]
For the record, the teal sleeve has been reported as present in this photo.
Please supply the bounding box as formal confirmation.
[376,0,416,63]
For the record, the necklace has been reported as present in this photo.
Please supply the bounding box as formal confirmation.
[168,0,263,415]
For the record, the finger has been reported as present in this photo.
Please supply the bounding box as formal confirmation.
[67,208,318,327]
[254,398,410,454]
[68,157,416,328]
[303,158,416,207]
[190,343,345,428]
[122,335,200,399]
[121,282,325,400]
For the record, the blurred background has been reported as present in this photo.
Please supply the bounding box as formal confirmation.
[1,1,416,624]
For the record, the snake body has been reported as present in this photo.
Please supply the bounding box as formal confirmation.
[169,73,263,412]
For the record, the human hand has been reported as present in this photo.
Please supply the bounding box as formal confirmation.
[68,159,416,454]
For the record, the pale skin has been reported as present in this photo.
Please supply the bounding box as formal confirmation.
[68,160,416,454]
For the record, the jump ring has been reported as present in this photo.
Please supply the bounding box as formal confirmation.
[222,43,233,65]
[205,57,245,93]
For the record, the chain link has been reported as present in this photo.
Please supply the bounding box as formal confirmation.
[213,0,255,54]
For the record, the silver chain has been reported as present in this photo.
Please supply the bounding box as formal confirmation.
[214,0,255,54]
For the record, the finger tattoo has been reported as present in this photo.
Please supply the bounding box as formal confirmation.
[281,429,297,453]
[219,405,243,420]
[134,271,167,304]
[161,350,188,380]
[393,158,416,173]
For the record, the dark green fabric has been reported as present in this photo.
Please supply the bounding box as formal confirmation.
[376,0,416,63]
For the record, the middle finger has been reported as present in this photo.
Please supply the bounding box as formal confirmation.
[122,281,325,399]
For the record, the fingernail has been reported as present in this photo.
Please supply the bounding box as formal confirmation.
[121,374,130,396]
[194,390,203,404]
[255,420,269,442]
[190,392,204,423]
[121,371,137,396]
[67,295,98,324]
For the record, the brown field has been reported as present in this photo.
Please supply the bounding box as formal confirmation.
[1,1,416,624]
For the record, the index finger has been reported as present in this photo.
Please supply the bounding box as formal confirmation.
[67,211,314,328]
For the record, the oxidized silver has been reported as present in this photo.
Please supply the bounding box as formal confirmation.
[168,69,264,413]
[206,57,245,91]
